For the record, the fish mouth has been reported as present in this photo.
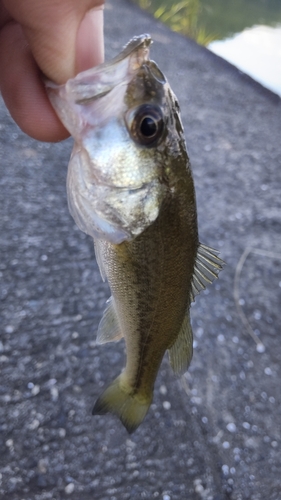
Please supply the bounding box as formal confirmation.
[45,35,153,138]
[69,34,152,103]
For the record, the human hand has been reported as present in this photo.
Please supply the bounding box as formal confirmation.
[0,0,104,141]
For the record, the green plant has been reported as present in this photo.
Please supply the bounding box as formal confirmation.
[132,0,218,46]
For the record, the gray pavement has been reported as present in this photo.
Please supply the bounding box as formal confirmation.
[1,0,281,498]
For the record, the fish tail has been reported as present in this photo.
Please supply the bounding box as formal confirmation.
[92,374,152,434]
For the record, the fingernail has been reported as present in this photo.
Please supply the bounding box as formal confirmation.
[76,6,104,74]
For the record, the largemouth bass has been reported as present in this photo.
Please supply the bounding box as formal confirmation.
[46,34,223,433]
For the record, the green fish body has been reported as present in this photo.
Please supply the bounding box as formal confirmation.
[46,35,223,433]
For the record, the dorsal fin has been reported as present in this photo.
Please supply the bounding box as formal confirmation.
[190,243,224,302]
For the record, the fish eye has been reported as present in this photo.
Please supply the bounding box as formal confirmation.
[126,104,164,147]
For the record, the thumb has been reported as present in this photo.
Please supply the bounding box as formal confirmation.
[0,0,104,141]
[76,7,104,75]
[2,0,104,83]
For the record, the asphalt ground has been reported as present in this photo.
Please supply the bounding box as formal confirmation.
[0,0,281,499]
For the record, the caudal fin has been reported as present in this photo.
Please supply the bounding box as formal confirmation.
[92,375,151,433]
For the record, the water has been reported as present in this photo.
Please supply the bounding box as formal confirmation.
[201,0,281,96]
[133,0,281,96]
[209,24,281,96]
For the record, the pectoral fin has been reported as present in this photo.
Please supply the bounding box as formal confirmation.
[168,313,193,375]
[190,243,224,302]
[96,297,123,344]
[94,239,107,282]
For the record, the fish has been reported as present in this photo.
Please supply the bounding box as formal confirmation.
[46,34,223,433]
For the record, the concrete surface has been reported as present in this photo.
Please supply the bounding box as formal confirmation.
[1,0,281,499]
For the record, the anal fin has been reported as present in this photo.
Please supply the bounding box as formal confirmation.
[168,313,193,375]
[96,297,123,344]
